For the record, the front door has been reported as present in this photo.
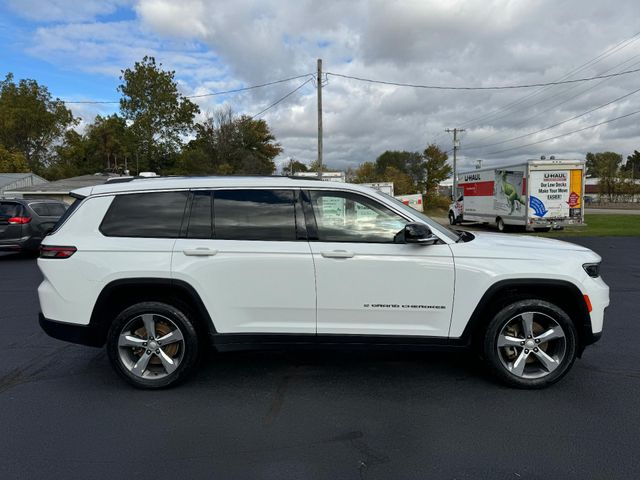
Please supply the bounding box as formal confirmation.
[172,189,316,334]
[305,189,455,337]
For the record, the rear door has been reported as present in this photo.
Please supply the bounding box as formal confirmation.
[172,189,316,334]
[0,202,24,244]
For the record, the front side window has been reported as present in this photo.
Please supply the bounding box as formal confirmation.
[309,190,407,243]
[100,191,188,238]
[214,189,296,241]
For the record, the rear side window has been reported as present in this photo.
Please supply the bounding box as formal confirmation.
[100,191,188,238]
[47,203,67,217]
[214,189,296,241]
[29,203,50,216]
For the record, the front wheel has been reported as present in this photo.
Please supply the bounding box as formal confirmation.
[448,212,456,225]
[106,302,199,389]
[496,217,506,232]
[482,299,578,388]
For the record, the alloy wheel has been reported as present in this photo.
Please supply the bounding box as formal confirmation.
[117,313,185,380]
[496,311,567,379]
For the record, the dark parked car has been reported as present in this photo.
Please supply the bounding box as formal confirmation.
[0,199,68,253]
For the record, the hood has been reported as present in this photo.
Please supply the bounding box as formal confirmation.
[451,231,600,262]
[470,232,591,252]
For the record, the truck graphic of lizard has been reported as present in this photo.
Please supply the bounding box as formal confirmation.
[499,170,526,214]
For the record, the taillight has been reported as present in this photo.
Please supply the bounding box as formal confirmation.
[8,216,31,224]
[40,245,77,259]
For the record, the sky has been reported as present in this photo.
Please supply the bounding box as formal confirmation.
[1,0,640,173]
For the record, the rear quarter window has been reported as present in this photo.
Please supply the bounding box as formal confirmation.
[100,191,189,238]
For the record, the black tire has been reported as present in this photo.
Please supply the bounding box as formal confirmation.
[106,302,199,389]
[482,299,578,389]
[496,217,506,232]
[448,212,456,225]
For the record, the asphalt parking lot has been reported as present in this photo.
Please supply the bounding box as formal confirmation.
[1,237,639,479]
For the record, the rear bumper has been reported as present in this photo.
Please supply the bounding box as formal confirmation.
[0,236,40,251]
[39,313,104,347]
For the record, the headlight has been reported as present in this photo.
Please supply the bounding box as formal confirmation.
[583,263,600,278]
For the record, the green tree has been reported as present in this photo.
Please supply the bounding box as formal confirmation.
[47,130,88,180]
[354,161,379,183]
[85,114,135,173]
[118,56,199,173]
[175,108,282,175]
[382,166,414,195]
[0,144,29,172]
[281,158,308,175]
[0,73,76,172]
[423,143,451,196]
[585,152,623,201]
[375,150,426,189]
[622,150,640,179]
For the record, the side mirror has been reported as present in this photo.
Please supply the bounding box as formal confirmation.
[403,223,438,245]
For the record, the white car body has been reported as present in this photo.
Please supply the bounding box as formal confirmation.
[38,176,607,338]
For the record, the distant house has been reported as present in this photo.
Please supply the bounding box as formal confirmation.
[0,172,48,197]
[4,173,125,204]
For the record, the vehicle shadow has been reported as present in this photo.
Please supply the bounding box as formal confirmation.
[0,252,38,261]
[192,348,492,388]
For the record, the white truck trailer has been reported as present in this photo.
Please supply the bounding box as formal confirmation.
[448,158,585,232]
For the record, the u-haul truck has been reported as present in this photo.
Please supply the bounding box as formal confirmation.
[448,158,585,232]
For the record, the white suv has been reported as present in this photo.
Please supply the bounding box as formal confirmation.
[38,176,609,389]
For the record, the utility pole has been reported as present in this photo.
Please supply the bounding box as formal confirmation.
[445,128,465,199]
[317,58,323,178]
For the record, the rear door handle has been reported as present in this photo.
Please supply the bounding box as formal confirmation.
[183,248,218,256]
[321,250,354,259]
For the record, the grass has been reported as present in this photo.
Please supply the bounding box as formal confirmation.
[541,214,640,237]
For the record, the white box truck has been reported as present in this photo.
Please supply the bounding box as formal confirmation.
[448,158,585,232]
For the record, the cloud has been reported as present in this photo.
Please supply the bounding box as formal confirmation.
[7,0,640,173]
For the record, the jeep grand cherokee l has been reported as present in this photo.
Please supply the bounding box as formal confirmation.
[37,177,609,389]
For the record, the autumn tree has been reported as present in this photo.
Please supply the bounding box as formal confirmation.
[0,144,29,173]
[0,73,76,173]
[423,143,451,196]
[118,56,199,173]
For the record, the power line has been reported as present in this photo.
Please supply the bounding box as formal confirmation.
[451,30,640,129]
[326,67,640,91]
[60,73,314,104]
[465,54,640,146]
[464,84,640,151]
[483,108,640,156]
[251,77,314,118]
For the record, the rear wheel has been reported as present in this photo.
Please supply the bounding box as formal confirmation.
[106,302,199,389]
[482,299,577,388]
[448,212,456,225]
[496,217,506,232]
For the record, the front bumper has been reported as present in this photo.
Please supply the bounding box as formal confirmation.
[39,313,104,347]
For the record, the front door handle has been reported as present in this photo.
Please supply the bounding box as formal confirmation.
[183,248,218,256]
[321,250,354,259]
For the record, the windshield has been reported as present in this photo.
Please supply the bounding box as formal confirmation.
[378,193,460,242]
